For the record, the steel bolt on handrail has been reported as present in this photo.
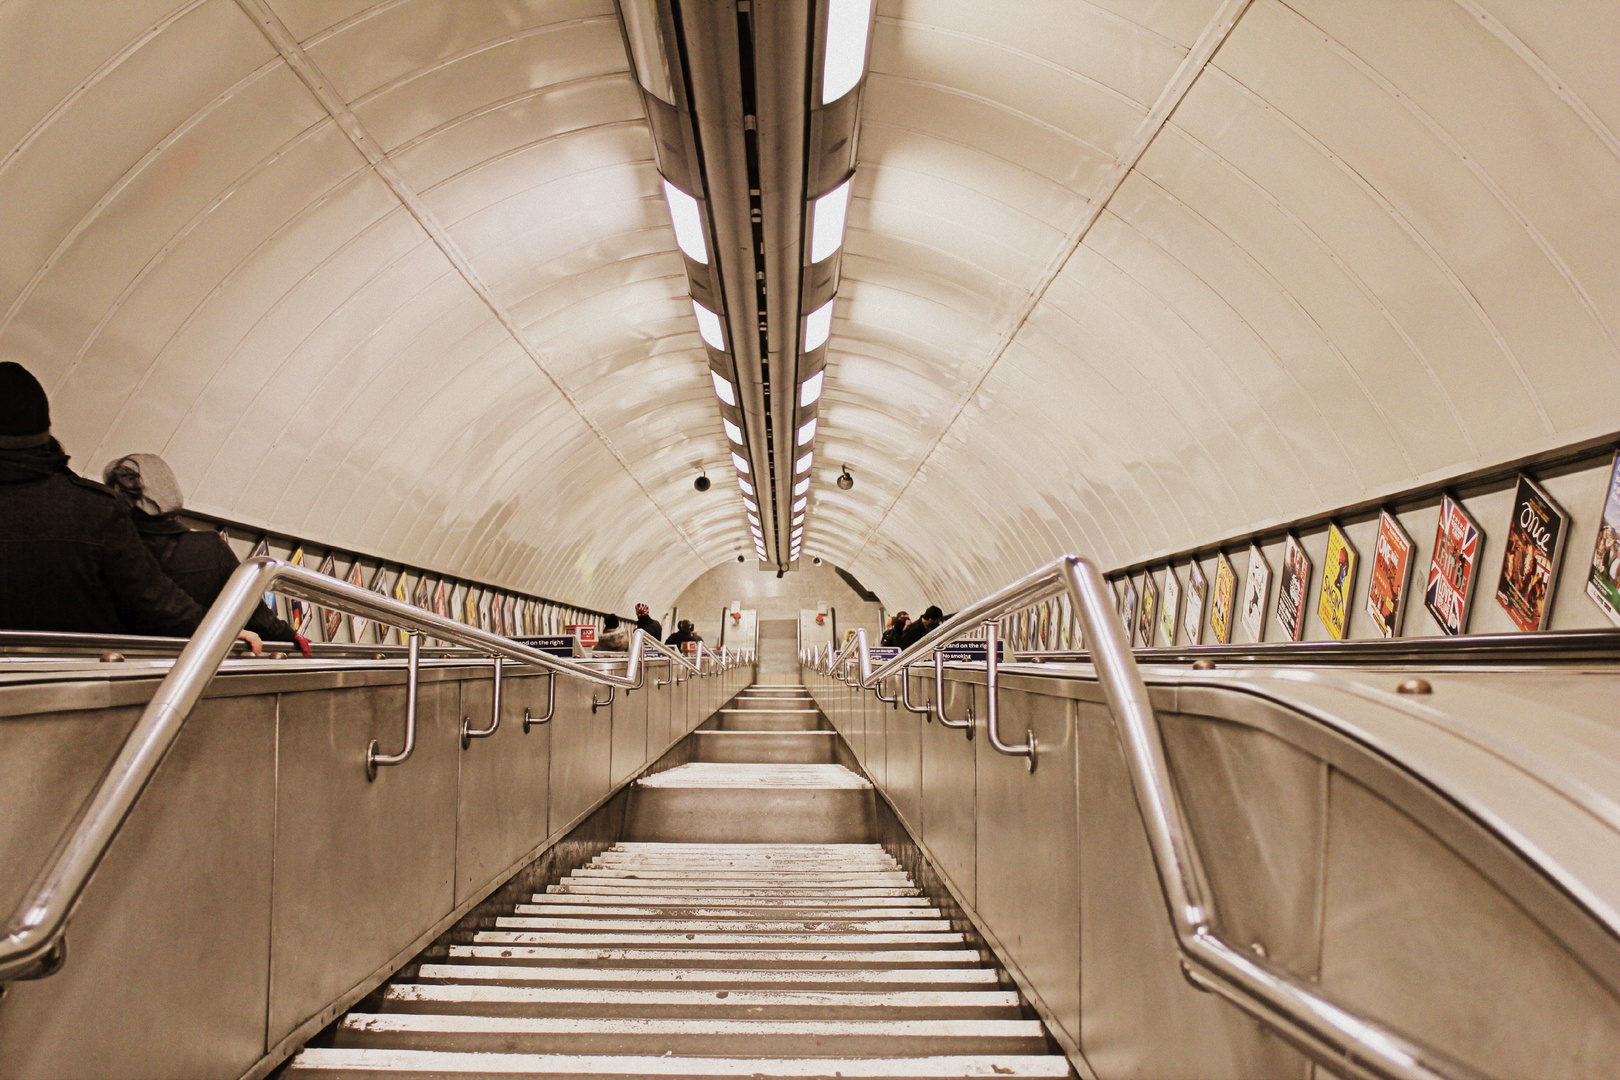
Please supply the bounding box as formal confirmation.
[0,555,723,984]
[809,554,1482,1080]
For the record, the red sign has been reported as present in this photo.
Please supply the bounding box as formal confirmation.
[566,623,599,647]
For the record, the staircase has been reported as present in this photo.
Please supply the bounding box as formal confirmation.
[286,685,1072,1078]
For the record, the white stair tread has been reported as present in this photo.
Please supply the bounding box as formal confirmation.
[288,1048,1069,1075]
[495,918,951,933]
[610,844,885,851]
[416,966,1001,986]
[448,946,982,965]
[341,1014,1043,1038]
[570,870,911,881]
[636,764,871,790]
[513,906,943,920]
[384,985,1020,1008]
[533,893,929,908]
[472,931,964,947]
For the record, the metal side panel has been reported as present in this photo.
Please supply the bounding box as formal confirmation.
[454,674,553,907]
[884,694,923,834]
[0,694,276,1080]
[647,670,672,756]
[865,686,888,792]
[1159,713,1328,977]
[972,686,1082,1051]
[609,678,649,788]
[269,681,460,1047]
[1319,771,1620,1079]
[1076,699,1308,1079]
[547,680,613,836]
[918,673,978,909]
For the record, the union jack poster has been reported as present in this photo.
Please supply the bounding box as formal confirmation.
[1425,495,1484,636]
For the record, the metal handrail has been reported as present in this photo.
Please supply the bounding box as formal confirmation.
[812,554,1481,1080]
[0,556,732,983]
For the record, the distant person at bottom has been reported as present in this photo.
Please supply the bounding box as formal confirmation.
[665,619,702,649]
[899,605,944,648]
[596,613,630,652]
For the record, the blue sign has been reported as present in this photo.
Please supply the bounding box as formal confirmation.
[868,646,901,661]
[517,635,575,657]
[939,640,1006,662]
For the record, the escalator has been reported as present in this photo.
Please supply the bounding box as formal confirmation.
[286,686,1073,1077]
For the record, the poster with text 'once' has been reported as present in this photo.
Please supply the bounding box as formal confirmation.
[1184,560,1207,646]
[1316,523,1357,641]
[1241,544,1271,643]
[1588,452,1620,628]
[1495,474,1568,633]
[1425,495,1484,636]
[1276,534,1312,643]
[1211,552,1237,644]
[1366,510,1415,639]
[1137,573,1158,650]
[1159,567,1180,647]
[1119,579,1138,646]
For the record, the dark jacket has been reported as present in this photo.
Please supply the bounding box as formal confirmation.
[0,443,204,636]
[133,517,297,642]
[636,614,663,641]
[665,628,702,648]
[880,623,906,647]
[899,618,939,649]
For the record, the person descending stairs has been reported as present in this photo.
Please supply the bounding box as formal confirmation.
[286,685,1072,1078]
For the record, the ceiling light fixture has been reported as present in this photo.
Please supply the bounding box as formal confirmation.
[821,0,873,104]
[796,418,817,446]
[663,180,708,264]
[731,452,750,474]
[793,477,809,496]
[837,466,854,490]
[743,498,758,512]
[723,418,744,444]
[803,300,833,352]
[712,371,736,405]
[793,497,807,513]
[738,477,754,495]
[693,300,725,351]
[795,452,813,474]
[809,181,851,262]
[799,370,824,408]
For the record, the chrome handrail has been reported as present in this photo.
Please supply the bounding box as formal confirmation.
[0,556,709,983]
[813,554,1481,1080]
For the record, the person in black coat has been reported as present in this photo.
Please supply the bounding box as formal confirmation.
[103,453,303,650]
[880,611,910,647]
[0,362,260,651]
[898,605,944,648]
[665,619,702,648]
[634,602,663,642]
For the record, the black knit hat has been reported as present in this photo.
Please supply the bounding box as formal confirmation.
[0,362,51,447]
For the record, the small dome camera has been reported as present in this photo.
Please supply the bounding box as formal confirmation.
[694,470,711,492]
[836,467,854,490]
[813,556,823,566]
[737,554,745,563]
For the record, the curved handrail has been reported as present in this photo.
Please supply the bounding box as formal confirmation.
[0,556,721,983]
[812,554,1482,1080]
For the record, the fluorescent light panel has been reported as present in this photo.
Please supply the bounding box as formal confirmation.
[809,181,851,263]
[743,498,758,512]
[797,418,816,446]
[663,181,708,264]
[803,300,832,352]
[731,452,749,474]
[711,371,735,405]
[693,301,725,351]
[792,497,807,512]
[722,418,743,444]
[821,0,873,104]
[799,370,823,407]
[793,478,809,495]
[795,452,813,473]
[738,477,754,495]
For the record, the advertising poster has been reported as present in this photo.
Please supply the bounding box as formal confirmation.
[285,547,311,636]
[1211,553,1237,644]
[1120,579,1139,646]
[1159,567,1180,647]
[464,587,479,627]
[391,570,412,644]
[1587,453,1620,627]
[432,580,448,620]
[1316,523,1358,641]
[317,553,341,643]
[1276,534,1312,642]
[1495,474,1569,632]
[1184,560,1208,646]
[368,564,392,644]
[252,537,277,617]
[1241,544,1271,643]
[1138,573,1158,650]
[1425,495,1484,636]
[346,561,366,643]
[1366,511,1415,638]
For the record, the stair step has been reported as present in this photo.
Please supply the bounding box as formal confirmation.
[636,764,868,789]
[496,917,950,933]
[287,1048,1072,1076]
[331,1013,1050,1056]
[569,869,910,881]
[415,966,1002,990]
[472,932,965,949]
[446,946,984,969]
[532,893,929,908]
[379,984,1024,1019]
[512,905,943,920]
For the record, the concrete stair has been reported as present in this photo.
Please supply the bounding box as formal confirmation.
[285,686,1072,1078]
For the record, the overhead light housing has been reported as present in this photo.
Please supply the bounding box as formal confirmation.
[723,418,744,444]
[792,513,804,525]
[743,498,758,512]
[799,370,824,407]
[803,300,833,352]
[620,0,675,104]
[795,452,813,474]
[792,497,807,512]
[712,371,736,405]
[693,301,725,351]
[793,478,810,496]
[837,467,854,490]
[809,180,852,263]
[738,477,754,495]
[663,180,708,264]
[731,452,750,474]
[797,418,817,446]
[821,0,873,104]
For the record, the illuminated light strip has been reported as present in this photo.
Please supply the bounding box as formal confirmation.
[663,180,708,264]
[712,371,736,405]
[694,300,725,350]
[821,0,873,104]
[723,418,743,444]
[799,370,823,407]
[803,300,832,352]
[797,418,817,446]
[809,182,851,263]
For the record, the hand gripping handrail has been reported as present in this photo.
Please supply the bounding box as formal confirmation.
[819,555,1481,1080]
[0,556,701,984]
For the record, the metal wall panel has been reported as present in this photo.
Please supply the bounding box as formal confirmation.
[269,680,460,1046]
[917,673,978,907]
[883,693,922,834]
[0,695,276,1080]
[865,687,887,790]
[547,680,614,835]
[1320,771,1620,1079]
[972,685,1082,1049]
[609,676,649,788]
[454,673,553,907]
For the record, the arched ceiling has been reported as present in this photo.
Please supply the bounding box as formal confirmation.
[3,0,1617,615]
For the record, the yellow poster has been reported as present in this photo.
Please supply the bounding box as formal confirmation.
[1317,523,1358,641]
